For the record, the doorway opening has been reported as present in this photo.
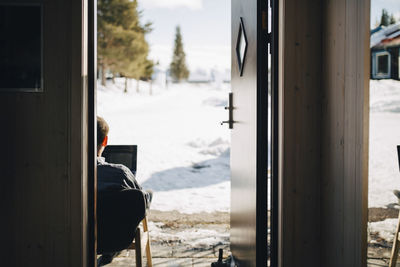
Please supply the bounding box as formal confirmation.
[96,0,233,265]
[367,1,400,265]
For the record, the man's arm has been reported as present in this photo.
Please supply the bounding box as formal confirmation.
[120,166,142,190]
[120,166,152,208]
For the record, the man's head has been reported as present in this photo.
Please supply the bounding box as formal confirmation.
[97,116,109,156]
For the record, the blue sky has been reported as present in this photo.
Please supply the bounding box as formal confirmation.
[139,0,230,71]
[138,0,400,70]
[371,0,400,28]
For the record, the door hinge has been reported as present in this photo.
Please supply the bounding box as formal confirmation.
[267,33,272,45]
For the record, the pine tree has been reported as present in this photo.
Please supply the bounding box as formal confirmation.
[142,59,154,95]
[170,26,189,82]
[115,27,150,93]
[390,14,397,25]
[380,9,390,26]
[97,0,153,88]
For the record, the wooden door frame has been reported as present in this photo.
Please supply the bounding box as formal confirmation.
[87,1,369,266]
[86,0,278,265]
[88,0,97,265]
[270,0,280,266]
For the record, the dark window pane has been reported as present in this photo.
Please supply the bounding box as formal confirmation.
[0,5,42,91]
[377,54,389,75]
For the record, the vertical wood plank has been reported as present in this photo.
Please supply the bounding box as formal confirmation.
[321,0,346,265]
[321,0,370,266]
[0,0,88,266]
[280,0,322,266]
[280,0,369,266]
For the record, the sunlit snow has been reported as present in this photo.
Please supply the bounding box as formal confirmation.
[97,78,231,214]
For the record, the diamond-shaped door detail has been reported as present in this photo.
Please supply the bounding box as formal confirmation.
[236,17,248,76]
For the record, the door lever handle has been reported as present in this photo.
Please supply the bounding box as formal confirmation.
[221,92,235,129]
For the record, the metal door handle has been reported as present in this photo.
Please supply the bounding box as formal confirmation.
[221,92,235,129]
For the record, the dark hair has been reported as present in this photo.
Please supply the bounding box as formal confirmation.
[97,116,109,151]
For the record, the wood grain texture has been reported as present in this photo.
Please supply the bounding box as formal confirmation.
[279,0,369,266]
[0,0,88,266]
[279,0,322,266]
[321,0,369,266]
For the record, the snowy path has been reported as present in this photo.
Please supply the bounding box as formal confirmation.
[97,79,231,213]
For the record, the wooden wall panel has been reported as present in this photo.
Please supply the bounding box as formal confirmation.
[280,0,369,266]
[279,0,322,266]
[321,0,369,266]
[320,0,346,263]
[0,0,88,266]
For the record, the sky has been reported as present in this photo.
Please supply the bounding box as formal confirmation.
[138,0,231,71]
[138,0,400,71]
[371,0,400,28]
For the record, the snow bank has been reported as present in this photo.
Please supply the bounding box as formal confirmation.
[97,78,231,213]
[369,80,400,208]
[148,221,229,248]
[369,218,398,242]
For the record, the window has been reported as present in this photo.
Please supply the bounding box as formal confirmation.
[373,51,391,79]
[377,54,389,74]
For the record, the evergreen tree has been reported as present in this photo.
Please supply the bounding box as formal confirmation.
[115,26,150,93]
[142,59,154,95]
[170,26,189,82]
[97,0,153,88]
[390,14,397,25]
[380,9,390,26]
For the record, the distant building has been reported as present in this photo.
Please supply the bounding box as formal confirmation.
[187,68,231,84]
[151,67,167,86]
[188,68,211,83]
[370,23,400,80]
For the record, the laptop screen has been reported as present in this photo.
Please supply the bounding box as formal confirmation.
[103,145,137,173]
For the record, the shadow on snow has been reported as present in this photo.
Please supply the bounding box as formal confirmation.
[142,149,230,192]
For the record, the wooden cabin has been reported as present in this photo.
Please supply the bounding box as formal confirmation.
[371,23,400,80]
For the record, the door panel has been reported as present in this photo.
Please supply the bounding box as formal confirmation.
[230,0,269,265]
[0,0,89,266]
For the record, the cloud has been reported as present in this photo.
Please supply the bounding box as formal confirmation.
[140,0,203,10]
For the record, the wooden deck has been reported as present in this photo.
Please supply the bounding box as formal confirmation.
[99,242,229,267]
[99,210,230,267]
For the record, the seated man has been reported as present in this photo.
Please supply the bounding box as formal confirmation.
[97,116,152,265]
[97,116,152,206]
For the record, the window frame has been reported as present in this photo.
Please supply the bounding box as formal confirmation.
[372,50,391,79]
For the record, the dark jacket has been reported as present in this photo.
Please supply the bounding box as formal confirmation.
[97,157,151,207]
[97,158,149,254]
[97,157,142,192]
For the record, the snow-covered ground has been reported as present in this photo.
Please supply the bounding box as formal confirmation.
[369,79,400,242]
[97,78,400,242]
[369,79,400,208]
[97,78,230,214]
[148,220,229,249]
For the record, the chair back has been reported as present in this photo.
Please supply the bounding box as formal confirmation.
[97,188,146,254]
[103,145,138,174]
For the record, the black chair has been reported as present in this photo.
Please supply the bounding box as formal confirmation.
[97,178,153,266]
[97,188,146,254]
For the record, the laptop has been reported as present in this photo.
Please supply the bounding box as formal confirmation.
[102,145,137,174]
